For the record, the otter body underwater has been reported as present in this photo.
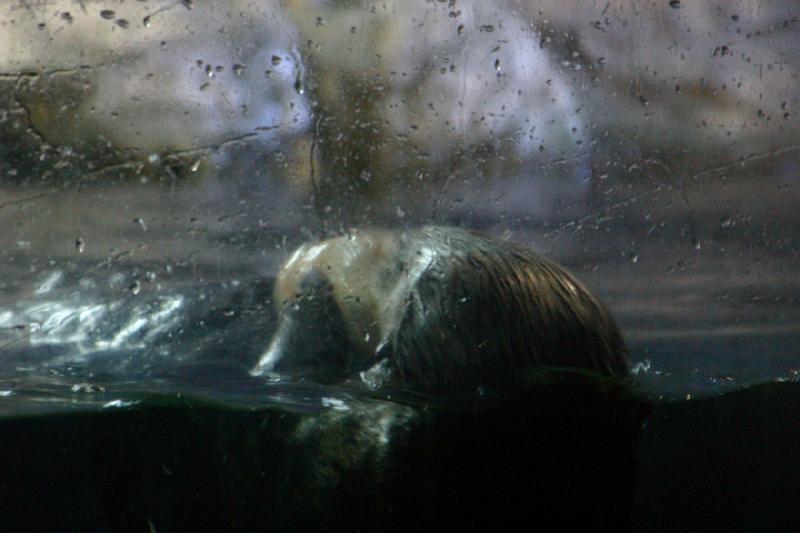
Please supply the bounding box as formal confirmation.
[251,226,628,393]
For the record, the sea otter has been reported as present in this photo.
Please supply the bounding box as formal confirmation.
[251,226,627,393]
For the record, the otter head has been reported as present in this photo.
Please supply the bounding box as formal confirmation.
[250,232,409,384]
[251,227,628,393]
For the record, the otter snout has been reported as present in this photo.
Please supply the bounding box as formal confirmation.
[250,269,356,382]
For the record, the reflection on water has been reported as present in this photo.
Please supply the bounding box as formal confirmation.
[0,373,366,418]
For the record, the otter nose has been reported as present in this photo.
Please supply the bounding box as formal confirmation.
[250,330,287,378]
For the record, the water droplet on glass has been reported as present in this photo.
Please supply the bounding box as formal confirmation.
[668,0,681,8]
[294,75,304,94]
[457,24,464,36]
[116,19,129,29]
[731,14,740,22]
[61,12,73,23]
[233,64,245,76]
[629,251,639,263]
[129,281,141,295]
[200,82,210,91]
[494,59,501,71]
[271,55,282,66]
[75,237,85,254]
[133,217,148,231]
[182,0,194,9]
[100,10,115,20]
[396,206,406,219]
[143,15,151,27]
[479,24,495,32]
[206,64,214,78]
[692,238,701,250]
[190,160,201,173]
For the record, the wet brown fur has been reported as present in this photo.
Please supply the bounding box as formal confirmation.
[389,227,628,393]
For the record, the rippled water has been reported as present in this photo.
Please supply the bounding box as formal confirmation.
[2,266,289,416]
[1,258,798,418]
[0,265,481,416]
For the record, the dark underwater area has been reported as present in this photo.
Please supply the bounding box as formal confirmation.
[0,275,798,532]
[2,372,800,531]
